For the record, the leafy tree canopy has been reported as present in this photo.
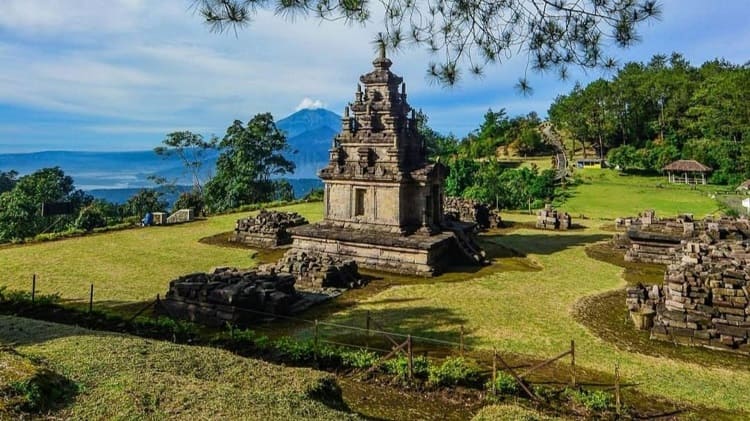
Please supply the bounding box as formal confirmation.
[205,113,296,212]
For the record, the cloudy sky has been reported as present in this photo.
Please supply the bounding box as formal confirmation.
[0,0,748,152]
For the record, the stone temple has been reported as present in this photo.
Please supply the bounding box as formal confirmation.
[289,47,485,276]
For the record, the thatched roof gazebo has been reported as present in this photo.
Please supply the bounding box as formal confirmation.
[663,160,712,185]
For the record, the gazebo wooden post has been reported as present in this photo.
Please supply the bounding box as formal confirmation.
[684,172,688,184]
[701,172,706,185]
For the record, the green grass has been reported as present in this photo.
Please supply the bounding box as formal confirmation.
[0,315,357,420]
[558,169,722,219]
[0,203,322,310]
[323,224,750,417]
[472,404,564,420]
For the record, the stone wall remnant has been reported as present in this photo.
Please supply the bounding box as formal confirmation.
[232,210,308,248]
[443,196,503,230]
[167,208,195,224]
[536,205,571,230]
[627,240,750,354]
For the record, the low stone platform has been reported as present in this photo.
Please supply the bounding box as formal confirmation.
[232,210,308,248]
[162,267,301,327]
[288,223,472,276]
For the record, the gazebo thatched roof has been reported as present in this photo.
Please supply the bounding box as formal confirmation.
[662,159,712,172]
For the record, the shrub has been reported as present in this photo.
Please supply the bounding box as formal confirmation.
[340,349,379,369]
[75,205,107,231]
[565,388,613,411]
[428,356,482,387]
[486,371,519,395]
[382,355,429,381]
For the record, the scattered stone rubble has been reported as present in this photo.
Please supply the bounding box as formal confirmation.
[260,250,365,289]
[443,196,503,230]
[627,240,750,354]
[162,267,300,327]
[232,210,309,248]
[536,205,571,230]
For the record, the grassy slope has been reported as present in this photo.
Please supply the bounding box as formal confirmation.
[0,315,356,420]
[0,203,323,307]
[558,169,722,219]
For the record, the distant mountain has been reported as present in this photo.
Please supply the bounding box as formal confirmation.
[0,108,339,194]
[277,108,340,178]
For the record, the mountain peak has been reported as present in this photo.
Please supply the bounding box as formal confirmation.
[277,108,341,139]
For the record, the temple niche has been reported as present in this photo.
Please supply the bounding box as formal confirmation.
[289,47,485,276]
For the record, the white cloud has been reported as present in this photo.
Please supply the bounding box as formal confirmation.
[295,98,327,111]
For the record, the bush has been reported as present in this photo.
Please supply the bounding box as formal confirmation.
[428,356,481,387]
[382,355,429,381]
[565,388,613,411]
[0,289,60,307]
[75,205,107,231]
[340,349,379,369]
[486,371,519,395]
[272,338,339,363]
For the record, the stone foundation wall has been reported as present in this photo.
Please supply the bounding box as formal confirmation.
[443,196,503,230]
[627,241,750,354]
[167,208,195,224]
[162,267,300,327]
[232,210,308,248]
[289,234,455,276]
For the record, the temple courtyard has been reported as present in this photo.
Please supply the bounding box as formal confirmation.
[2,176,749,418]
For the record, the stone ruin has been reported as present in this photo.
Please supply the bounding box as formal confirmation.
[167,208,195,224]
[260,250,364,289]
[162,267,301,327]
[443,196,503,230]
[536,205,572,230]
[627,240,750,354]
[613,210,750,265]
[232,210,309,248]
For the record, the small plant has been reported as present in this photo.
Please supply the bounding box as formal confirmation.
[486,371,519,395]
[427,356,481,387]
[273,338,316,362]
[382,355,429,381]
[564,387,613,412]
[340,349,379,369]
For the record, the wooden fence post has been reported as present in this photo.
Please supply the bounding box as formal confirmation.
[89,284,94,313]
[460,325,465,356]
[31,274,36,305]
[407,335,413,380]
[314,320,319,362]
[570,339,576,387]
[365,311,371,349]
[615,363,621,416]
[492,348,497,395]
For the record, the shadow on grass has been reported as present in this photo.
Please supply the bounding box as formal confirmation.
[483,233,611,256]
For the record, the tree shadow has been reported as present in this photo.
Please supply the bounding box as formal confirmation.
[482,233,611,256]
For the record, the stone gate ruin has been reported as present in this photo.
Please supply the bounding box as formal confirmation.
[232,210,308,248]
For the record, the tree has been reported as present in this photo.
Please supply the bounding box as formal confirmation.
[204,113,296,212]
[416,110,458,161]
[0,167,89,241]
[0,171,18,194]
[75,204,107,231]
[154,131,217,195]
[123,189,168,217]
[195,0,661,89]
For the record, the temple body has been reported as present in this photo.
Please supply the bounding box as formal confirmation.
[289,48,483,275]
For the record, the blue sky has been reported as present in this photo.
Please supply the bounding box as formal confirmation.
[0,0,748,153]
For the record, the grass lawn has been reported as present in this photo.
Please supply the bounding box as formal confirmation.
[557,169,723,219]
[0,203,323,309]
[0,315,356,420]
